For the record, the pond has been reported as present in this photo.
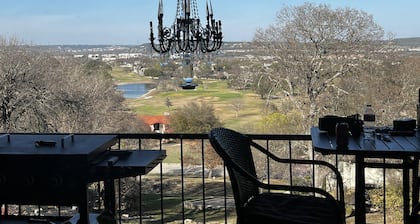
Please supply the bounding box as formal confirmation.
[116,83,155,99]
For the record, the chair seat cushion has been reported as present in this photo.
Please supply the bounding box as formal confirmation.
[242,193,341,224]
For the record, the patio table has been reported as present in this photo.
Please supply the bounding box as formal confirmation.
[0,134,166,224]
[311,127,420,224]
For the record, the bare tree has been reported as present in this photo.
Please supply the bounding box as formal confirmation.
[0,37,58,132]
[165,97,173,110]
[0,37,146,133]
[372,55,420,125]
[253,3,386,131]
[231,99,243,119]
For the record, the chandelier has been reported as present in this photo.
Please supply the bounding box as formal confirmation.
[149,0,223,54]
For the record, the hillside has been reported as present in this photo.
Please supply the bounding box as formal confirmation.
[395,37,420,47]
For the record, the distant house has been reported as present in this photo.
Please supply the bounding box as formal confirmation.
[139,115,171,133]
[88,54,100,60]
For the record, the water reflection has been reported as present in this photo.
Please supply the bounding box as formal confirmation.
[116,83,154,99]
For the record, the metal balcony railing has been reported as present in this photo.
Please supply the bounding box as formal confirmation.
[0,133,411,224]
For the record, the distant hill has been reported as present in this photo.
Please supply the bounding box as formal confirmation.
[395,37,420,47]
[35,38,420,54]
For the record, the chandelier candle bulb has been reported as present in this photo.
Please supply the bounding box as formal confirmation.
[207,0,213,16]
[158,0,163,16]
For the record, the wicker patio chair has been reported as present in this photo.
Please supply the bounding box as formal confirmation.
[209,127,346,224]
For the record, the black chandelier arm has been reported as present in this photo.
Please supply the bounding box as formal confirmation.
[149,0,223,55]
[150,21,173,54]
[199,19,222,53]
[173,18,202,53]
[200,38,222,53]
[174,37,200,53]
[150,37,172,54]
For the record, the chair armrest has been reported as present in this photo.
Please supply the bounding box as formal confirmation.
[249,140,345,207]
[225,153,343,211]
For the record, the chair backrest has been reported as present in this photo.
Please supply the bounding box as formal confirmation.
[209,128,259,211]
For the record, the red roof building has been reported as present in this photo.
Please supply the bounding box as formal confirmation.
[139,115,171,133]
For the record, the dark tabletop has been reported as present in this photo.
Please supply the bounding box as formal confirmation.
[0,134,117,160]
[311,127,420,158]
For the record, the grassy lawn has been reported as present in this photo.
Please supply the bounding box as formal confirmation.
[111,67,155,84]
[114,74,266,132]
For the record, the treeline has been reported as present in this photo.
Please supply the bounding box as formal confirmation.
[0,37,147,133]
[227,3,420,134]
